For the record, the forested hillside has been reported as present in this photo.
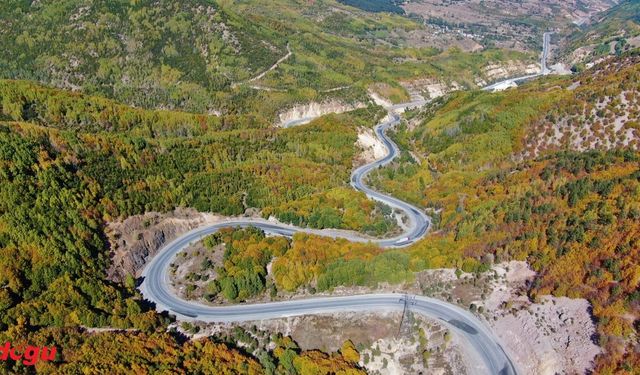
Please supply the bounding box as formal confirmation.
[0,0,534,117]
[1,1,638,373]
[2,327,363,373]
[0,79,395,227]
[369,55,640,373]
[0,78,386,372]
[256,56,640,372]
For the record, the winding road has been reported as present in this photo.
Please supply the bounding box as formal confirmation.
[139,31,555,375]
[140,107,515,374]
[482,32,552,92]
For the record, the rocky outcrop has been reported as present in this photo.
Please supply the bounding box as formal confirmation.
[368,91,394,108]
[106,208,214,282]
[355,126,387,165]
[475,61,541,87]
[485,262,601,375]
[400,79,463,101]
[277,100,366,127]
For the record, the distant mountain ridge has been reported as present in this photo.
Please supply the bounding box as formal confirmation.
[337,0,404,13]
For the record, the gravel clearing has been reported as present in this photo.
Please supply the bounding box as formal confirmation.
[485,262,601,375]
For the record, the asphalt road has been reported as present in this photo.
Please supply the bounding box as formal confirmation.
[350,113,431,246]
[138,33,555,374]
[482,32,552,91]
[141,288,516,374]
[541,32,551,75]
[141,36,556,374]
[140,102,517,374]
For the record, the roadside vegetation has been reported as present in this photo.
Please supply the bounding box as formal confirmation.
[369,56,640,373]
[199,228,289,303]
[0,79,385,372]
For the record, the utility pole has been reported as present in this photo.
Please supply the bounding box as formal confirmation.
[397,294,416,338]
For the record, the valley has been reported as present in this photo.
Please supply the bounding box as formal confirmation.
[0,0,638,374]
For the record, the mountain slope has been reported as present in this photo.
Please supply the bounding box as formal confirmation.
[363,55,639,373]
[0,0,535,118]
[0,79,382,372]
[561,0,640,67]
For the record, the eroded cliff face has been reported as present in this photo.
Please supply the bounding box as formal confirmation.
[397,61,540,102]
[475,60,541,86]
[277,100,366,127]
[106,208,215,282]
[355,126,387,165]
[400,79,463,101]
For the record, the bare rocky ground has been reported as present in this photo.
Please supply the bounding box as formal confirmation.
[416,262,601,375]
[373,60,542,107]
[106,208,261,282]
[356,126,387,165]
[399,78,462,102]
[276,100,367,127]
[395,59,540,99]
[475,61,540,86]
[369,90,395,109]
[486,265,601,375]
[169,240,224,302]
[185,311,467,375]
